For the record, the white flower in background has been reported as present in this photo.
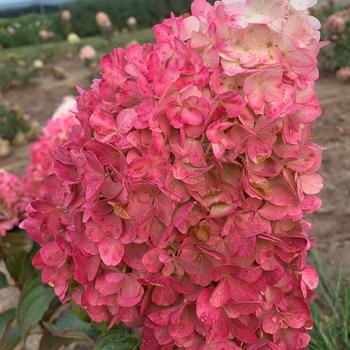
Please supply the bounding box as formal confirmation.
[13,132,27,147]
[61,10,72,22]
[33,59,44,69]
[127,16,137,27]
[0,138,11,158]
[67,32,80,45]
[79,45,97,61]
[6,26,15,34]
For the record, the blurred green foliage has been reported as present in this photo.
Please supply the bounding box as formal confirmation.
[0,0,212,49]
[0,105,29,141]
[309,251,350,349]
[0,28,153,90]
[312,3,350,72]
[0,13,54,48]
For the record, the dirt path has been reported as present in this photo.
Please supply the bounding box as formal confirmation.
[3,59,91,125]
[313,79,350,278]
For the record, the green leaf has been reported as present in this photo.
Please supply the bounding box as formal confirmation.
[0,229,33,255]
[18,280,55,337]
[0,272,8,289]
[1,328,21,350]
[4,252,26,284]
[91,321,109,333]
[0,308,16,340]
[94,333,140,350]
[0,105,30,141]
[2,231,35,286]
[18,244,39,289]
[39,330,73,350]
[44,310,99,340]
[71,301,91,322]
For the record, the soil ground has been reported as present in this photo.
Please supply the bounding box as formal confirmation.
[0,58,349,348]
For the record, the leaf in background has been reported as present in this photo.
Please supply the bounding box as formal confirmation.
[2,230,34,286]
[1,328,21,350]
[94,333,140,350]
[71,301,91,323]
[0,308,16,340]
[18,279,55,337]
[0,105,30,141]
[0,272,8,289]
[4,252,26,285]
[96,322,130,336]
[44,310,100,341]
[0,229,33,255]
[18,244,39,289]
[39,330,74,350]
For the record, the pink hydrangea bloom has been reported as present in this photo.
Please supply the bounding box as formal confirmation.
[22,1,323,349]
[0,170,24,236]
[23,96,78,200]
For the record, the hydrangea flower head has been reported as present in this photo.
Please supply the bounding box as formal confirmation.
[23,96,78,200]
[22,1,323,349]
[0,170,24,236]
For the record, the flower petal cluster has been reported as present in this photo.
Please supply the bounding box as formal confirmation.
[23,96,78,200]
[22,1,323,349]
[0,170,24,236]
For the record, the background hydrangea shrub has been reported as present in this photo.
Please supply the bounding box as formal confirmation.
[0,170,24,236]
[23,96,78,200]
[22,0,324,349]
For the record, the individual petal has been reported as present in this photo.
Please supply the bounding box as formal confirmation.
[98,237,125,266]
[299,173,324,195]
[197,288,220,325]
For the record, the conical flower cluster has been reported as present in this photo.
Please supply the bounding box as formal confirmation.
[0,170,24,236]
[22,1,323,349]
[23,96,78,200]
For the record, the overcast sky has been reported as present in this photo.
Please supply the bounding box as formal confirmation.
[0,0,74,10]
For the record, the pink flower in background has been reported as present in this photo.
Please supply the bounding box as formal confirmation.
[39,30,54,40]
[324,14,346,34]
[0,170,24,236]
[22,0,324,349]
[96,11,112,29]
[336,67,350,82]
[61,9,72,22]
[23,96,78,200]
[79,45,97,62]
